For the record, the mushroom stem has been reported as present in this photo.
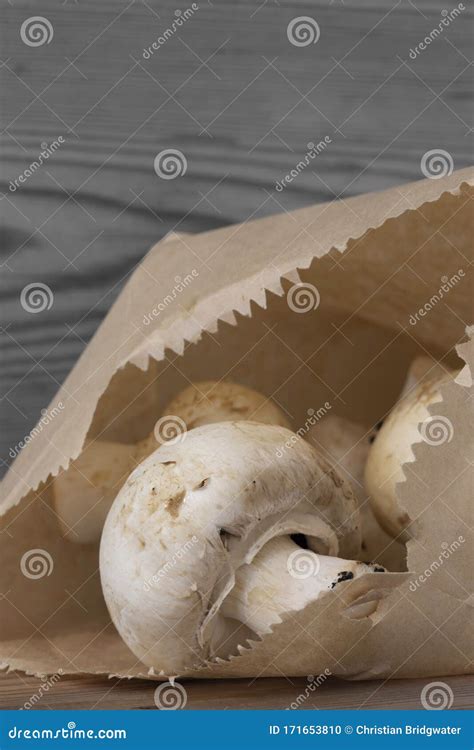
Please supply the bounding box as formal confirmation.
[220,536,384,636]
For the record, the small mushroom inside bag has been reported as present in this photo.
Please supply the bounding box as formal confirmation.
[49,357,458,676]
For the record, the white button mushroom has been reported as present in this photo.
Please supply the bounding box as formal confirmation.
[53,382,290,545]
[365,361,455,540]
[99,421,362,675]
[134,380,291,463]
[305,357,454,565]
[307,415,406,571]
[52,441,136,544]
[396,355,447,401]
[162,380,291,431]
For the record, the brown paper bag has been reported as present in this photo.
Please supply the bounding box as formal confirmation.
[1,168,472,680]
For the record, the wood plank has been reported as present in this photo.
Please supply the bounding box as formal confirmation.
[1,671,472,710]
[1,0,471,465]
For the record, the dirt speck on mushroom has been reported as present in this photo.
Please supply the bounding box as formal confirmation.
[165,489,186,518]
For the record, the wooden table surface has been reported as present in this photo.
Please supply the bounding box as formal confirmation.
[1,0,472,710]
[1,672,472,711]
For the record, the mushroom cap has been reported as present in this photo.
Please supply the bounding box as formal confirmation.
[307,415,406,571]
[365,370,450,540]
[53,381,291,544]
[397,356,447,401]
[163,380,291,431]
[134,380,291,463]
[53,441,135,544]
[100,421,360,675]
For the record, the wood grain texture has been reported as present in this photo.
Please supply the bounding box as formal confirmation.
[1,671,473,710]
[1,0,472,466]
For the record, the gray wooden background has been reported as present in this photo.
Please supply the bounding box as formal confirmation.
[1,0,472,472]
